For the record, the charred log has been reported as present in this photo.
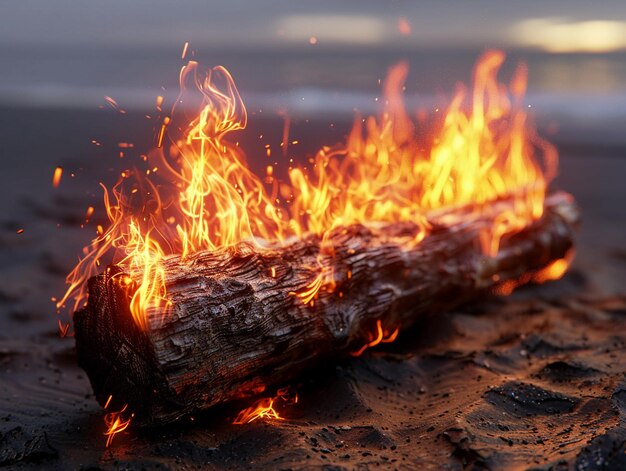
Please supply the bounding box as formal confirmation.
[74,192,579,426]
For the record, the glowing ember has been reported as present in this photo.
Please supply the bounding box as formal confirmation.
[59,50,562,334]
[52,166,63,188]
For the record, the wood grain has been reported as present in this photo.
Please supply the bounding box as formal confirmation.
[74,192,579,426]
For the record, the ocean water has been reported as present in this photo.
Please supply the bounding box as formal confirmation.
[1,46,625,143]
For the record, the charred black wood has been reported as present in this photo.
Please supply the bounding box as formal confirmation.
[74,192,579,426]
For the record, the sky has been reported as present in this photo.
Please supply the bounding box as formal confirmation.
[1,1,625,145]
[1,1,626,51]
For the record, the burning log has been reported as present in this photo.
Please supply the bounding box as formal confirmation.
[74,192,578,426]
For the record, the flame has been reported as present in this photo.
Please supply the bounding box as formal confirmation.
[531,256,571,284]
[233,387,297,424]
[233,397,282,424]
[57,319,71,337]
[492,250,574,296]
[59,50,561,331]
[103,403,133,447]
[350,320,399,357]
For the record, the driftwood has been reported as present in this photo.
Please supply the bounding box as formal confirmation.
[74,192,579,426]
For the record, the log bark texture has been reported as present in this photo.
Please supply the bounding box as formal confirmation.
[74,192,579,426]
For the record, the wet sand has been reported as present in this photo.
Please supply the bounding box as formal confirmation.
[1,108,626,469]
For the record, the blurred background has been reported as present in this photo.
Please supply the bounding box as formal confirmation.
[2,1,626,135]
[1,1,625,327]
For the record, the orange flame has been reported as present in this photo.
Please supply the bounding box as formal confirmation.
[57,319,71,337]
[59,51,562,331]
[492,250,574,296]
[233,397,282,424]
[233,387,297,424]
[531,256,572,284]
[103,403,133,447]
[350,320,399,357]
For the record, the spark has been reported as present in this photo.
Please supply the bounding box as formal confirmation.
[52,167,63,188]
[157,116,170,148]
[281,115,291,157]
[104,96,126,114]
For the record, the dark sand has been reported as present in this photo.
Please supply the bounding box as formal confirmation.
[1,108,626,470]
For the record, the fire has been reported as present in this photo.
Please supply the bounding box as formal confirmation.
[57,319,71,337]
[58,50,561,332]
[103,402,133,447]
[492,250,574,296]
[531,256,572,283]
[233,387,297,424]
[350,320,399,357]
[233,397,282,424]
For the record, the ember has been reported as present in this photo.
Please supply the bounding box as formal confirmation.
[52,166,63,188]
[62,51,578,429]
